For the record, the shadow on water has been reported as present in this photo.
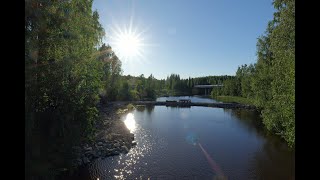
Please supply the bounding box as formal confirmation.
[146,105,154,115]
[249,135,295,180]
[223,108,266,136]
[136,105,154,114]
[223,108,295,180]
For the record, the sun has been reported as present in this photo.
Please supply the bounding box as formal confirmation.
[109,24,146,62]
[116,32,141,58]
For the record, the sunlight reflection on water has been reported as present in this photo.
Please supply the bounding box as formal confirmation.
[88,113,155,180]
[124,113,136,133]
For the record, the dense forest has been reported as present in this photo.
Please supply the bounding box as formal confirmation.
[25,0,294,179]
[211,0,295,147]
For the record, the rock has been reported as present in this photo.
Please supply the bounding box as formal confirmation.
[111,133,123,140]
[125,143,132,149]
[106,143,112,148]
[100,150,106,157]
[111,150,120,155]
[85,149,92,154]
[131,141,137,146]
[92,151,98,158]
[98,142,103,146]
[107,148,114,152]
[83,157,90,164]
[76,158,82,163]
[87,155,93,161]
[97,151,102,156]
[114,142,120,148]
[121,145,129,153]
[130,133,134,140]
[84,147,92,151]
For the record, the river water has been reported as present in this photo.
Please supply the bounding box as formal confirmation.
[72,96,294,180]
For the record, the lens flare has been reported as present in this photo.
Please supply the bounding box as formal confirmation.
[185,132,199,145]
[198,143,225,177]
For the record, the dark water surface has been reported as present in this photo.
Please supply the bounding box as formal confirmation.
[71,97,294,180]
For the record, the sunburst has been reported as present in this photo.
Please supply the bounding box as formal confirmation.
[108,22,149,64]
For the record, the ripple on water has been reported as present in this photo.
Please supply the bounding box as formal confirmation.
[78,105,294,180]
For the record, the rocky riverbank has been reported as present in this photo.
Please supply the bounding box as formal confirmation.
[71,102,136,167]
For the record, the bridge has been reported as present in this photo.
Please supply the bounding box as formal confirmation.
[193,84,223,95]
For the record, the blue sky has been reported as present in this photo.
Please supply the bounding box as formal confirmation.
[93,0,275,79]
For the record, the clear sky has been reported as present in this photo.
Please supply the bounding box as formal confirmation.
[93,0,275,79]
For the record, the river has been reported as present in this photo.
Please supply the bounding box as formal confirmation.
[71,96,294,180]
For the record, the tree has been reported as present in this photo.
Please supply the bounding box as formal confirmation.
[25,0,105,178]
[250,0,295,147]
[263,0,295,147]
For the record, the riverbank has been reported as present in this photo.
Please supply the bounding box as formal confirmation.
[70,102,137,168]
[214,96,255,106]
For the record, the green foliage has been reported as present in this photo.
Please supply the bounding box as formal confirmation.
[97,44,123,101]
[210,86,223,97]
[215,96,255,106]
[118,81,131,100]
[117,74,233,99]
[129,89,140,100]
[236,64,255,98]
[220,78,241,96]
[25,0,106,178]
[214,0,295,147]
[264,0,295,147]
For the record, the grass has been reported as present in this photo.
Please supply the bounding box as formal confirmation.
[214,96,255,106]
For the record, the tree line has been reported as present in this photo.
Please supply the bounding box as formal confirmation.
[211,0,295,147]
[111,73,234,100]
